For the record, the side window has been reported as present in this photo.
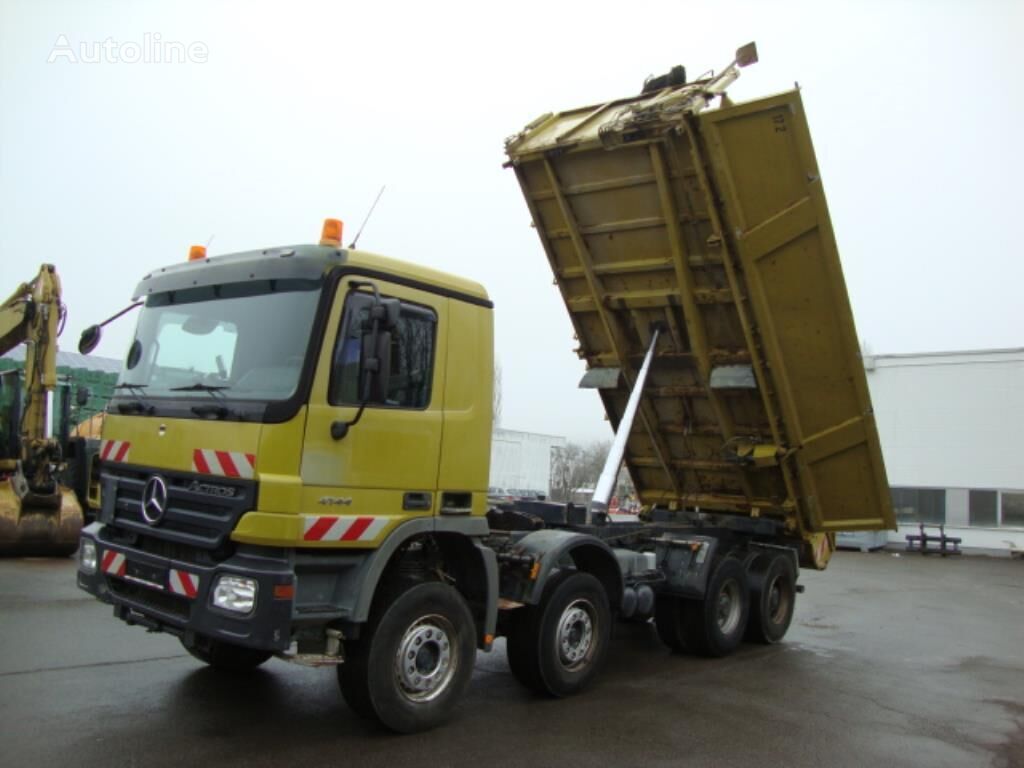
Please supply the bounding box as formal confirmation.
[329,292,437,409]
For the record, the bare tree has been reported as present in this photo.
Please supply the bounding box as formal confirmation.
[549,440,610,502]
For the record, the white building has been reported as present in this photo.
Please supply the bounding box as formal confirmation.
[864,348,1024,553]
[489,428,566,497]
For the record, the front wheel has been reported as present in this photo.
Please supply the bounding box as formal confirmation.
[337,581,476,734]
[181,635,273,671]
[506,571,611,697]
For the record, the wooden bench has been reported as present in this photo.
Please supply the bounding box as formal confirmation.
[905,523,962,556]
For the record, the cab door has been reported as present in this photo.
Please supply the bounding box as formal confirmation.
[300,276,447,545]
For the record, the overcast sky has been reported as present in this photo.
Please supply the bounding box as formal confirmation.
[2,0,1021,443]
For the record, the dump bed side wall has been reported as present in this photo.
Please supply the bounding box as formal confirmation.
[699,93,892,531]
[507,87,894,535]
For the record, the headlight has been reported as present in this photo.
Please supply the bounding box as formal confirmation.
[80,540,97,574]
[212,575,257,614]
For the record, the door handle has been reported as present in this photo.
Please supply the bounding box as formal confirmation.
[403,492,433,511]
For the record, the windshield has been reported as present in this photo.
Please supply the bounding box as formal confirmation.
[117,279,320,401]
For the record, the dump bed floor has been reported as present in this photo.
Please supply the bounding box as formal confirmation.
[506,80,894,536]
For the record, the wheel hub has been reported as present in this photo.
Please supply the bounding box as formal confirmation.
[716,579,742,634]
[395,616,455,702]
[766,574,790,624]
[556,600,595,670]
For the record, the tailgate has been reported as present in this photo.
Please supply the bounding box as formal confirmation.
[505,85,894,533]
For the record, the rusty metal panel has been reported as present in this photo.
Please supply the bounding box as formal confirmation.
[506,81,894,534]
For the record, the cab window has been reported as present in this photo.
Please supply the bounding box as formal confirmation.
[329,292,437,409]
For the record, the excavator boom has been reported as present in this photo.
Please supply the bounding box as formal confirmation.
[0,264,83,556]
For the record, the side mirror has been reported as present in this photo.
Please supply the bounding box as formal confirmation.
[381,298,400,331]
[360,330,392,402]
[79,325,102,355]
[77,301,144,355]
[366,298,400,332]
[76,386,90,407]
[331,282,398,441]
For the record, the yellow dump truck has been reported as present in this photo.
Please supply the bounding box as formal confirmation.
[76,45,894,733]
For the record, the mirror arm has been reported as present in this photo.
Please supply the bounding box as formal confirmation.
[331,401,368,441]
[101,301,144,327]
[78,300,144,354]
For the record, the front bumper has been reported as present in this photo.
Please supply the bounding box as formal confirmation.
[77,523,294,651]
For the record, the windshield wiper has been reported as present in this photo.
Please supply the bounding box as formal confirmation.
[171,383,238,419]
[113,382,153,414]
[170,383,230,393]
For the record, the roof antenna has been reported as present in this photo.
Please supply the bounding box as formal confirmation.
[348,185,386,249]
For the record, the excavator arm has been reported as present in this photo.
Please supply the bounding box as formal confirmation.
[1,265,62,471]
[0,264,82,556]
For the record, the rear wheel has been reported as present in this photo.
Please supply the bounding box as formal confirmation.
[337,581,476,734]
[654,594,688,653]
[683,557,749,657]
[182,635,272,671]
[506,571,611,697]
[746,553,797,644]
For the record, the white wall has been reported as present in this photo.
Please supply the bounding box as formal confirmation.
[489,428,566,494]
[864,349,1024,552]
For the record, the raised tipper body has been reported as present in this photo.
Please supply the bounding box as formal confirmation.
[505,44,894,568]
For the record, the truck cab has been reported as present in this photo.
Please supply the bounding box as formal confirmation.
[77,230,499,722]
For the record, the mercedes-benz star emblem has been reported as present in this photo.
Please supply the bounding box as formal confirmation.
[141,475,169,526]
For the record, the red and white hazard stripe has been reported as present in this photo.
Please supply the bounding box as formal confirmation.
[100,550,126,577]
[192,449,255,479]
[302,515,390,542]
[100,440,131,463]
[168,569,200,599]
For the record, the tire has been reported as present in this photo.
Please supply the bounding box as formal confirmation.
[505,571,611,697]
[182,635,273,671]
[746,553,797,644]
[337,581,476,734]
[337,637,376,720]
[506,608,545,693]
[683,557,749,658]
[654,594,688,652]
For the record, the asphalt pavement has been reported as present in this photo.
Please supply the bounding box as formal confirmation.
[1,551,1021,768]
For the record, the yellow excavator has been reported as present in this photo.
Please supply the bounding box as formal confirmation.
[0,264,83,556]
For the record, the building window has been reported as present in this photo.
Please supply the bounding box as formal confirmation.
[969,490,998,527]
[1002,493,1024,528]
[891,487,946,525]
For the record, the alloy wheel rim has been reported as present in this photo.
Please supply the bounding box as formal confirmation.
[394,614,456,702]
[716,579,742,634]
[556,599,596,671]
